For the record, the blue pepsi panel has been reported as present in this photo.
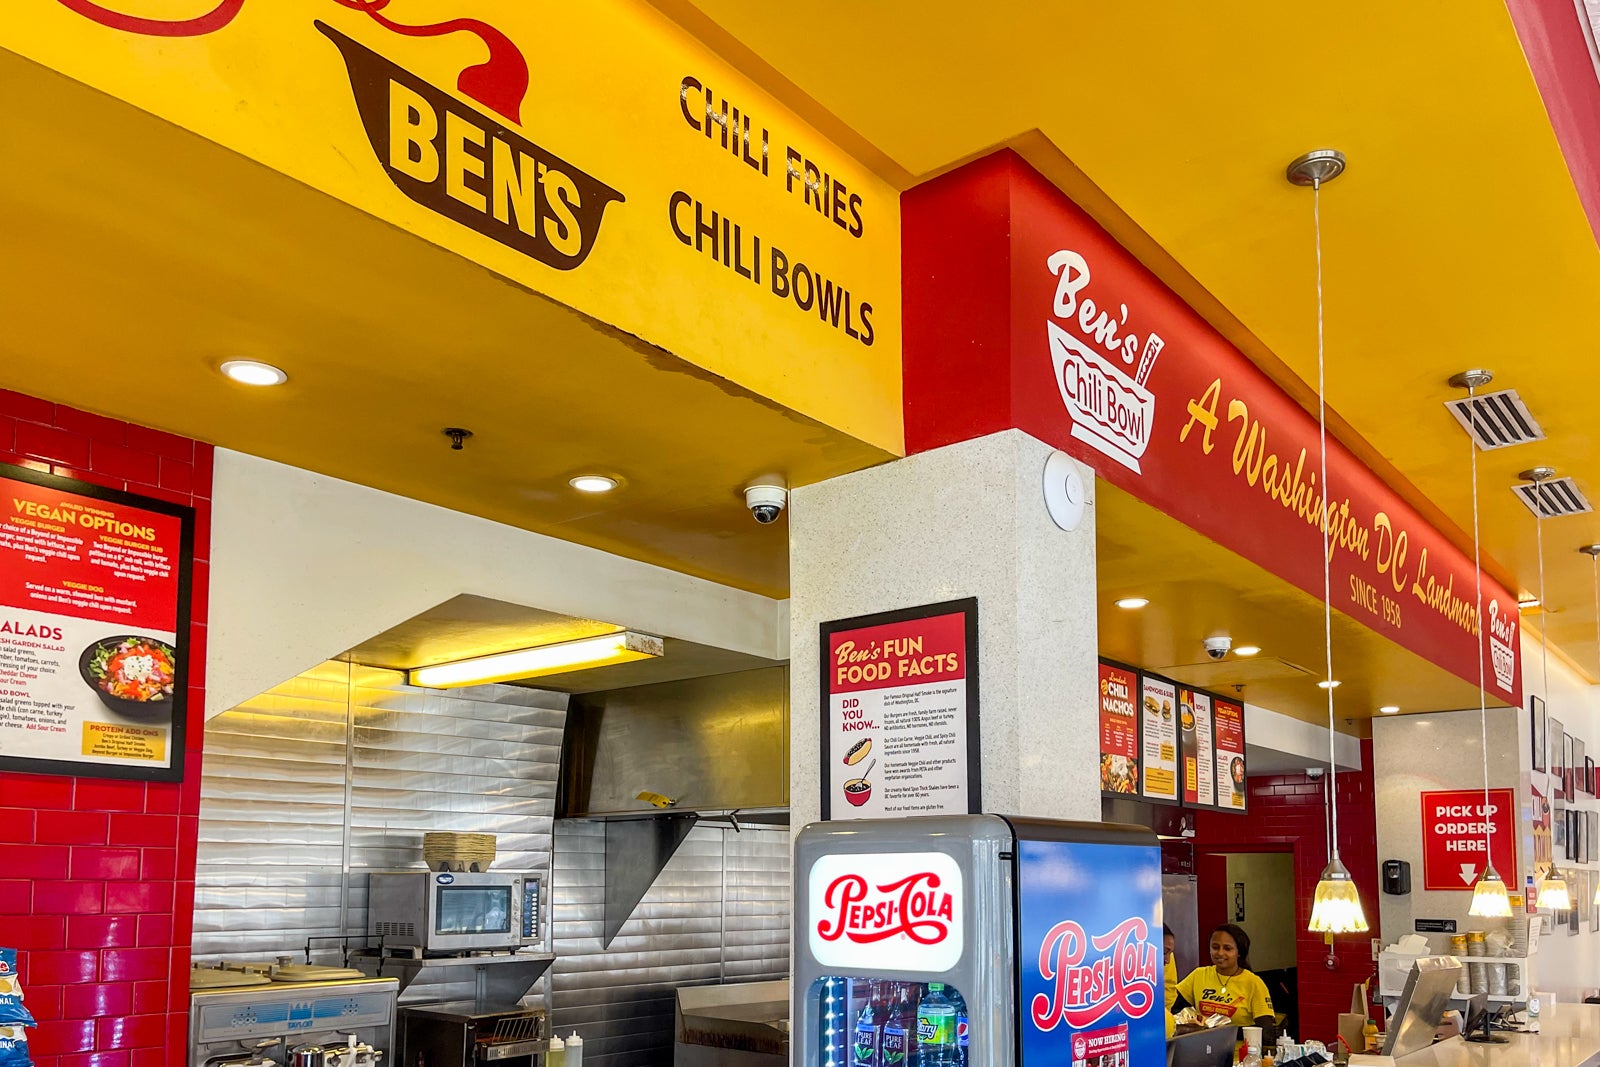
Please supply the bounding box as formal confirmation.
[1016,838,1163,1067]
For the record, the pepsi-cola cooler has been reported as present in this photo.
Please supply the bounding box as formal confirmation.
[794,815,1163,1067]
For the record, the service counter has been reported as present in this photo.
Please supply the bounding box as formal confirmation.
[1395,1006,1600,1067]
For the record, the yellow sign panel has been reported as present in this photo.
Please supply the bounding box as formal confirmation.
[14,0,903,453]
[82,720,167,762]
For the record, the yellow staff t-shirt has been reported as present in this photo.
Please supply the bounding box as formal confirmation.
[1173,966,1273,1026]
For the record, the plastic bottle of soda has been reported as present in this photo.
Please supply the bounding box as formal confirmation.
[853,981,883,1067]
[915,984,958,1067]
[954,992,969,1067]
[881,985,914,1067]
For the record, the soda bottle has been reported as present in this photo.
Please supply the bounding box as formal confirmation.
[881,985,914,1067]
[915,984,958,1067]
[853,981,883,1067]
[955,999,969,1067]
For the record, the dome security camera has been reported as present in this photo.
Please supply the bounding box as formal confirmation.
[744,485,787,524]
[1203,635,1232,660]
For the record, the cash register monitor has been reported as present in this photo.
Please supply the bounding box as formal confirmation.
[1168,1027,1239,1067]
[1382,956,1466,1059]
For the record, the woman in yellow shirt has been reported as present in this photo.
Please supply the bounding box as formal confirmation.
[1172,923,1274,1029]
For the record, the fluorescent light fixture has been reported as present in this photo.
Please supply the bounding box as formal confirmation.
[1233,645,1261,657]
[1519,597,1541,611]
[220,359,288,386]
[569,475,619,493]
[1318,679,1341,689]
[1379,705,1400,715]
[410,631,664,688]
[1114,597,1149,609]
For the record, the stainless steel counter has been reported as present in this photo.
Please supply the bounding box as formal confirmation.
[1393,1005,1600,1067]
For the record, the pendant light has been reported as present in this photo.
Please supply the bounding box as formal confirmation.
[1523,468,1571,911]
[1453,369,1513,918]
[1288,148,1369,935]
[1581,543,1600,906]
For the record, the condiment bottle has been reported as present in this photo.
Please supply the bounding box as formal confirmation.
[1362,1018,1379,1053]
[547,1034,565,1067]
[567,1031,583,1067]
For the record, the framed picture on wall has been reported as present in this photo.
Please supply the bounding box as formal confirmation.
[1589,757,1597,796]
[1555,798,1567,852]
[1553,717,1567,797]
[1566,733,1577,797]
[1532,696,1548,772]
[1571,899,1581,936]
[1577,738,1589,795]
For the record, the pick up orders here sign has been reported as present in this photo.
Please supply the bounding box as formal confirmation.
[1420,788,1516,892]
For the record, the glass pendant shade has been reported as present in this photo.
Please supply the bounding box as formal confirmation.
[1468,866,1514,918]
[1308,854,1369,933]
[1536,874,1571,911]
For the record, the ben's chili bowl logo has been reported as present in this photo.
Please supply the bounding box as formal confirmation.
[1487,599,1517,693]
[808,851,964,972]
[1031,916,1159,1032]
[54,2,623,271]
[1046,250,1166,474]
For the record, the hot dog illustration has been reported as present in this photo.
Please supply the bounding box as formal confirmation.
[843,738,872,766]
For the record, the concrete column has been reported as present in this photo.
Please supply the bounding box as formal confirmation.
[788,429,1100,829]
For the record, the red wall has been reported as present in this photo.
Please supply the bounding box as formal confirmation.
[1192,740,1380,1042]
[0,390,211,1067]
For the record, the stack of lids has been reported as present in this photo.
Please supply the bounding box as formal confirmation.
[422,831,497,872]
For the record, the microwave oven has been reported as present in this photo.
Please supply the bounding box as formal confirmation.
[368,871,544,953]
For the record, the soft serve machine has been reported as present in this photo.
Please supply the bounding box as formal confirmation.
[188,959,398,1067]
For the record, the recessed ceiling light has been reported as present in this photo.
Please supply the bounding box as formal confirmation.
[1114,597,1149,609]
[1318,679,1341,689]
[1379,705,1400,715]
[1233,645,1261,657]
[219,359,288,386]
[569,475,618,493]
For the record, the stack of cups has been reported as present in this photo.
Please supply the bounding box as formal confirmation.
[1449,935,1470,995]
[1466,932,1488,995]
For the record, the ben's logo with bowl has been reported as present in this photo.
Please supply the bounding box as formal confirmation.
[1031,916,1159,1032]
[55,0,622,271]
[1046,250,1166,475]
[1487,599,1517,693]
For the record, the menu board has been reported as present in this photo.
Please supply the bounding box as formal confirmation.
[1099,660,1140,796]
[1176,687,1211,807]
[0,463,193,781]
[1212,697,1247,812]
[1139,674,1179,803]
[820,599,980,820]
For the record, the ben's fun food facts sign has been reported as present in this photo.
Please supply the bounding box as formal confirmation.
[820,600,980,821]
[0,464,193,781]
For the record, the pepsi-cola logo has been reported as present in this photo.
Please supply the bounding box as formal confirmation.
[807,852,964,972]
[1031,916,1159,1032]
[814,870,954,945]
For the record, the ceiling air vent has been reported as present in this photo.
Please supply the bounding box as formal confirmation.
[1513,478,1593,518]
[1444,389,1545,450]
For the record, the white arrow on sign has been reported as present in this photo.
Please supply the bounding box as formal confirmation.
[1459,863,1478,885]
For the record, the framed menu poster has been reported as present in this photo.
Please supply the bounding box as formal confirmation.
[1139,673,1179,804]
[1098,659,1140,797]
[0,462,193,781]
[819,598,980,820]
[1180,687,1216,808]
[1212,697,1247,812]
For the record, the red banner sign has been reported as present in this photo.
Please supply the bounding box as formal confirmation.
[904,153,1521,707]
[1420,788,1517,891]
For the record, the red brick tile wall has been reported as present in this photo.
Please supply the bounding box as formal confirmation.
[0,390,211,1067]
[1192,740,1381,1042]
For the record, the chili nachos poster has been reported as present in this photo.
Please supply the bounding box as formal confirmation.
[820,599,980,820]
[0,464,193,781]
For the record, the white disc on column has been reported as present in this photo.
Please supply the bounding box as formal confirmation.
[1043,450,1086,531]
